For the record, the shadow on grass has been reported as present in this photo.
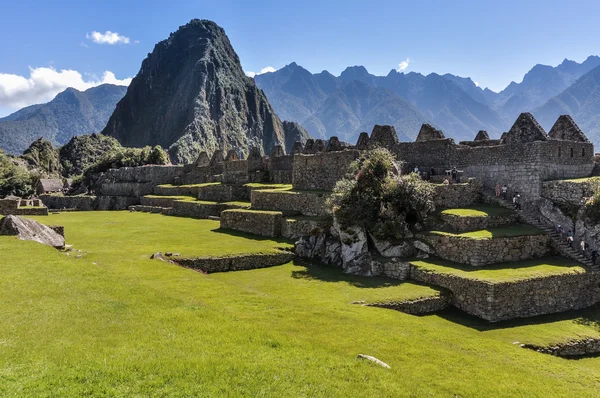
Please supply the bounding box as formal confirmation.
[290,258,404,289]
[437,303,600,332]
[210,227,294,245]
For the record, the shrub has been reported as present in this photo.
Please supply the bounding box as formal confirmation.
[328,148,434,240]
[0,150,35,197]
[584,191,600,223]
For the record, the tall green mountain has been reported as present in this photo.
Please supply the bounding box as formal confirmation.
[102,19,309,163]
[0,84,126,155]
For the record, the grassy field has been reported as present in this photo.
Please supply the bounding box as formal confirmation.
[430,224,544,239]
[441,205,514,218]
[1,212,600,396]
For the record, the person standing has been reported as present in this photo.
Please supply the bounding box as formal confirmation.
[495,183,501,197]
[501,184,508,200]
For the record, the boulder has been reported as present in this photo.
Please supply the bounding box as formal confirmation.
[0,215,65,248]
[413,240,434,255]
[336,223,371,275]
[369,233,415,258]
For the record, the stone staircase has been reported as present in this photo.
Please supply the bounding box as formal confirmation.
[484,190,598,270]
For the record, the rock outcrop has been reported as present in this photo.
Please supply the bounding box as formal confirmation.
[102,19,310,163]
[0,215,65,248]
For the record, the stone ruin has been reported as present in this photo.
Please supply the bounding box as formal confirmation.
[416,124,445,141]
[35,112,600,333]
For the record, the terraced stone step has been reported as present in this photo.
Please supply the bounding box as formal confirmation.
[281,216,332,239]
[409,256,600,322]
[196,182,292,202]
[424,224,548,266]
[251,189,330,216]
[153,182,220,197]
[440,205,517,232]
[484,189,598,270]
[171,200,249,219]
[220,209,284,237]
[174,250,294,273]
[365,292,451,315]
[141,195,196,208]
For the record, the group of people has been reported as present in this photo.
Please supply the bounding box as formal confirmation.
[494,184,521,209]
[556,224,599,265]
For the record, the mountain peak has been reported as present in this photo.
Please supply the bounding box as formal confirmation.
[101,19,305,163]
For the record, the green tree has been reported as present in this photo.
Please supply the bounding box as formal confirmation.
[328,148,434,240]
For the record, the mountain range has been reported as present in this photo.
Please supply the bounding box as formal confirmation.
[0,84,127,155]
[1,18,600,159]
[255,56,600,145]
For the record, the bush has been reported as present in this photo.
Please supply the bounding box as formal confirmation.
[0,150,35,197]
[328,148,434,240]
[148,145,169,165]
[584,191,600,223]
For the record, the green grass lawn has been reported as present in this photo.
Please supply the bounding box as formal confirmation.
[1,212,600,396]
[441,205,514,218]
[143,194,198,202]
[411,256,586,282]
[430,224,544,239]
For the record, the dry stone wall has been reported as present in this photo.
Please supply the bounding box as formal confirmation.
[220,209,283,237]
[292,150,358,191]
[441,212,516,232]
[424,233,549,266]
[432,181,481,208]
[175,251,294,273]
[251,190,330,216]
[410,263,600,322]
[541,179,598,204]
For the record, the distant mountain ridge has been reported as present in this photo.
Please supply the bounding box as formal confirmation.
[533,64,600,146]
[255,56,600,145]
[0,84,127,155]
[256,63,508,142]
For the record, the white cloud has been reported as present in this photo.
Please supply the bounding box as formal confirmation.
[86,31,131,45]
[474,81,480,87]
[0,67,132,111]
[245,66,277,78]
[397,58,411,72]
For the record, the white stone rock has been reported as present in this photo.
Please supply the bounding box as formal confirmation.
[357,354,391,369]
[414,240,434,254]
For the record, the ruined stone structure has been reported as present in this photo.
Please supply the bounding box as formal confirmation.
[37,112,600,328]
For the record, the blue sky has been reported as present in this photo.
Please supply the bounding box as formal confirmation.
[0,0,599,116]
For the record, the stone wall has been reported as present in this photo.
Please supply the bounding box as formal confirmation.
[410,263,600,322]
[292,150,358,191]
[424,233,549,266]
[9,207,49,216]
[523,338,600,358]
[220,209,283,237]
[541,178,598,204]
[222,160,249,184]
[281,217,332,240]
[153,184,206,197]
[367,294,450,315]
[432,181,481,209]
[174,251,294,273]
[0,198,19,213]
[170,201,223,219]
[251,189,330,216]
[40,194,96,211]
[440,212,517,232]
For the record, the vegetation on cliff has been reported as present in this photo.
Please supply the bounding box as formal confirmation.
[101,19,310,163]
[0,150,37,197]
[328,148,434,239]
